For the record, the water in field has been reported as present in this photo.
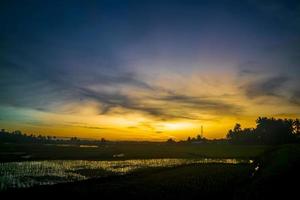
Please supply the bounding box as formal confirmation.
[0,158,251,191]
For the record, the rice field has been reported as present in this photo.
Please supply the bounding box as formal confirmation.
[0,143,269,162]
[0,158,252,191]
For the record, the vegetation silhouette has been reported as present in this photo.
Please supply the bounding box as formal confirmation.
[1,118,300,199]
[0,129,107,145]
[227,117,300,145]
[1,117,300,146]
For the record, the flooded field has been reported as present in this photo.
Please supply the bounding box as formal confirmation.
[0,158,252,191]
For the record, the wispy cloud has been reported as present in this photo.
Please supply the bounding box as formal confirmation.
[79,88,242,120]
[290,90,300,106]
[240,75,290,99]
[0,54,244,122]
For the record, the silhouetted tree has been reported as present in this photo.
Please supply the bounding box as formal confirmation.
[227,117,299,145]
[233,123,241,133]
[166,138,176,143]
[185,134,207,143]
[187,136,191,142]
[196,134,201,141]
[227,124,256,144]
[255,117,295,144]
[101,138,106,143]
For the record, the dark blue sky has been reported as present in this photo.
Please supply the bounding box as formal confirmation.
[0,0,299,139]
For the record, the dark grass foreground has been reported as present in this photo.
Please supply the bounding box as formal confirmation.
[3,163,252,199]
[2,144,300,199]
[237,144,300,199]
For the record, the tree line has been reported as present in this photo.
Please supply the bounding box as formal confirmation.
[0,129,107,145]
[2,117,300,145]
[226,117,300,145]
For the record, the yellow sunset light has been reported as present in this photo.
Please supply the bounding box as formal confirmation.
[160,121,196,131]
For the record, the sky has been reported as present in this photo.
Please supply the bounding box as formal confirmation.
[0,0,300,141]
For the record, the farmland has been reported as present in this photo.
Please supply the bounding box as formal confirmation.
[1,142,300,199]
[0,142,269,162]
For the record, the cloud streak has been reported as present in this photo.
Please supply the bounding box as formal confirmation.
[241,75,290,99]
[0,55,242,122]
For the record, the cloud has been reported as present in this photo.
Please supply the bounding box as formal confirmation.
[0,52,155,111]
[72,125,106,130]
[237,61,262,76]
[289,90,300,106]
[156,93,242,115]
[0,52,244,122]
[77,86,243,120]
[240,75,290,99]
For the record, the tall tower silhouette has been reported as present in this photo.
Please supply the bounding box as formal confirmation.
[201,125,203,138]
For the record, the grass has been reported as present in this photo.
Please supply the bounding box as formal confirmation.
[236,144,300,199]
[0,158,252,191]
[0,142,269,162]
[4,163,253,199]
[1,142,300,199]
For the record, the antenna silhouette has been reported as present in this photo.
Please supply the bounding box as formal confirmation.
[201,125,203,138]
